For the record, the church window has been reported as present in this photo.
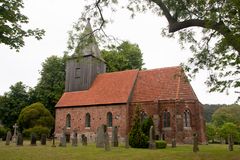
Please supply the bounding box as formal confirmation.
[163,111,170,127]
[107,112,113,127]
[183,109,191,127]
[75,68,81,78]
[85,113,91,127]
[66,114,71,128]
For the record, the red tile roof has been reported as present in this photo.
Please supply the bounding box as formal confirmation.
[56,70,138,107]
[56,66,198,108]
[131,66,198,102]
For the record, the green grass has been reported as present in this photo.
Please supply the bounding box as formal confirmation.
[0,141,239,160]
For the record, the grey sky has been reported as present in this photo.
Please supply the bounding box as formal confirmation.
[0,0,238,104]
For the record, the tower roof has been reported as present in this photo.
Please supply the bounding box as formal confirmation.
[74,18,103,60]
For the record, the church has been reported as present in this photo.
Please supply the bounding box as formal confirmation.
[55,20,206,144]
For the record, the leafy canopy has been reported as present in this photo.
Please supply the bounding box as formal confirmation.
[102,41,144,72]
[0,0,45,51]
[17,102,54,131]
[71,0,240,98]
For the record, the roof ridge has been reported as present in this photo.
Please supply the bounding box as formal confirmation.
[140,66,181,72]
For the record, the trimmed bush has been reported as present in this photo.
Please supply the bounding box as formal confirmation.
[155,140,167,149]
[23,126,50,139]
[0,126,7,139]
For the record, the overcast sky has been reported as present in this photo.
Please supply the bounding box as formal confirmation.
[0,0,238,104]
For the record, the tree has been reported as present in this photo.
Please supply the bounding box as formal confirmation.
[17,102,54,132]
[0,0,45,51]
[33,55,66,115]
[70,0,240,96]
[206,123,217,143]
[203,104,224,123]
[219,122,239,142]
[101,41,144,72]
[212,104,240,127]
[129,105,148,148]
[0,82,29,129]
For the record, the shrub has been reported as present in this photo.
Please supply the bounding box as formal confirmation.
[0,126,7,139]
[129,105,149,148]
[23,126,50,139]
[155,140,167,149]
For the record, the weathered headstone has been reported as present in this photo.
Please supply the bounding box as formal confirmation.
[59,128,66,147]
[5,131,12,145]
[12,123,18,143]
[16,133,23,146]
[30,133,37,146]
[51,133,56,147]
[111,126,118,147]
[96,125,105,148]
[172,138,176,148]
[41,134,47,145]
[104,131,110,151]
[125,135,129,149]
[193,133,199,152]
[149,125,156,149]
[71,131,78,147]
[228,134,234,151]
[81,134,87,146]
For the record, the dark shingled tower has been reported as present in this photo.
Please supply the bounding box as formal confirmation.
[65,19,106,92]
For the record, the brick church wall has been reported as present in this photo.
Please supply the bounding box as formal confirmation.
[55,104,128,142]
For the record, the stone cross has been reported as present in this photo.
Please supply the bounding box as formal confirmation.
[12,123,18,143]
[59,128,67,147]
[104,131,110,151]
[171,138,176,148]
[81,134,88,146]
[51,133,56,147]
[71,130,78,147]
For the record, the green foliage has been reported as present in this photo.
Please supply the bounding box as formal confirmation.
[212,104,240,127]
[23,126,50,139]
[203,104,224,122]
[206,123,216,143]
[33,55,66,115]
[0,82,30,129]
[155,140,167,149]
[0,126,8,138]
[17,102,54,132]
[101,41,144,72]
[219,123,239,141]
[0,0,45,51]
[129,105,148,148]
[141,116,154,137]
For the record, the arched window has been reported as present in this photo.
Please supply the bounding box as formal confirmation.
[85,113,91,127]
[163,110,170,127]
[66,114,71,128]
[107,112,113,127]
[183,109,191,127]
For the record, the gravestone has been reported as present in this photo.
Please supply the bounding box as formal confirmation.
[193,133,199,152]
[111,126,118,147]
[59,128,66,147]
[71,131,78,147]
[51,133,56,147]
[81,134,88,146]
[125,135,129,149]
[41,134,47,145]
[104,131,110,151]
[66,133,70,143]
[172,138,176,148]
[149,125,156,149]
[96,125,105,148]
[228,134,234,151]
[16,133,23,146]
[12,123,18,143]
[30,133,37,146]
[5,131,12,145]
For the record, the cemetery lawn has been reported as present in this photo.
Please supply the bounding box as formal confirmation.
[0,141,239,160]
